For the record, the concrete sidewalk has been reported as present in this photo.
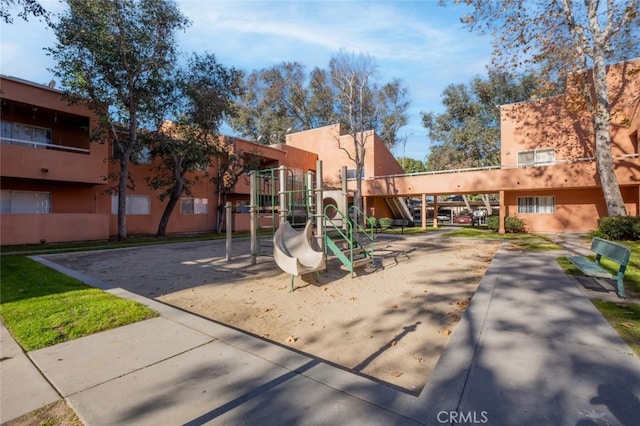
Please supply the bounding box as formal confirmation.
[2,242,640,425]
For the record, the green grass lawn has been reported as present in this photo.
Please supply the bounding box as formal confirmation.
[592,299,640,356]
[0,255,157,351]
[590,241,640,357]
[444,227,564,251]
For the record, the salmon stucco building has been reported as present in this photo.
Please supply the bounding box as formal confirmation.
[1,58,639,245]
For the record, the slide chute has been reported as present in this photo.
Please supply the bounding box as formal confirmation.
[273,221,325,281]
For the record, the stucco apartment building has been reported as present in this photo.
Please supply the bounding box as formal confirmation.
[1,58,638,245]
[364,58,639,233]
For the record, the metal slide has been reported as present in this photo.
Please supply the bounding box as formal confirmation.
[273,221,326,291]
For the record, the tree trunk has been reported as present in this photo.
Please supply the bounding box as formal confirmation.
[117,153,129,241]
[592,57,627,216]
[156,160,185,237]
[156,179,184,237]
[216,203,224,234]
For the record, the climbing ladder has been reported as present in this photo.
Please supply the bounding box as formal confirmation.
[323,205,375,277]
[251,167,310,256]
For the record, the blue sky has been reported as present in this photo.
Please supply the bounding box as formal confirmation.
[0,0,492,160]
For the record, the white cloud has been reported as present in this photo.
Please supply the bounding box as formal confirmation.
[0,0,493,159]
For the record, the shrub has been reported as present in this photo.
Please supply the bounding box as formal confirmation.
[486,215,499,231]
[597,216,640,240]
[504,216,527,233]
[366,216,377,229]
[379,217,393,229]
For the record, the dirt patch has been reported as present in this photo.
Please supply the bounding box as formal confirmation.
[45,234,499,393]
[4,400,82,426]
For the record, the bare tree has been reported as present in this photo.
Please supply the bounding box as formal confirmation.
[458,0,640,216]
[329,50,379,215]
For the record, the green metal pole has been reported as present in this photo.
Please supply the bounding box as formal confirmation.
[316,160,323,251]
[225,202,232,261]
[250,171,257,265]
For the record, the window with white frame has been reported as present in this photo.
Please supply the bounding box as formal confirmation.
[517,149,555,167]
[1,190,51,214]
[517,196,555,214]
[345,169,364,180]
[1,120,52,147]
[111,194,150,215]
[181,198,208,215]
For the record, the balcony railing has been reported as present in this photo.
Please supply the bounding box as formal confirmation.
[362,153,640,181]
[1,137,90,154]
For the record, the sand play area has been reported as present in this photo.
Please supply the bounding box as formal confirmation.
[44,232,499,393]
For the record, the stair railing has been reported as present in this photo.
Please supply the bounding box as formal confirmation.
[348,205,375,256]
[323,204,375,276]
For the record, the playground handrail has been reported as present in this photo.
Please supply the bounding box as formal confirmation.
[323,204,374,276]
[348,205,375,256]
[323,204,354,268]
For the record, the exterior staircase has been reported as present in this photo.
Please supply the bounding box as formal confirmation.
[323,206,375,277]
[384,197,413,222]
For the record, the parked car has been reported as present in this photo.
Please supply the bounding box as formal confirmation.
[437,208,453,222]
[453,214,473,224]
[473,208,488,218]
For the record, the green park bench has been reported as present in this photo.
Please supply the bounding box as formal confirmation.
[568,237,631,298]
[376,218,409,234]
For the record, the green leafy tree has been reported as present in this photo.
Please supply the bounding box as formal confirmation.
[457,0,640,216]
[210,137,260,233]
[397,157,427,174]
[232,53,410,154]
[145,123,214,237]
[423,70,539,171]
[146,53,243,237]
[231,62,308,145]
[1,0,47,23]
[378,79,410,150]
[49,0,189,240]
[307,67,336,128]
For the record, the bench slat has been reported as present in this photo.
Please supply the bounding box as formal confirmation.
[567,256,612,278]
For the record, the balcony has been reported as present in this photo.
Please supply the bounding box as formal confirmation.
[0,137,109,184]
[1,137,90,154]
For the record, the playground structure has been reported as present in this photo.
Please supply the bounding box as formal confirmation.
[247,160,375,290]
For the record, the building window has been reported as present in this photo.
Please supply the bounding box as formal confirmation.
[111,194,150,215]
[517,149,555,167]
[345,169,364,180]
[181,198,208,215]
[1,120,52,147]
[1,190,51,214]
[517,196,555,214]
